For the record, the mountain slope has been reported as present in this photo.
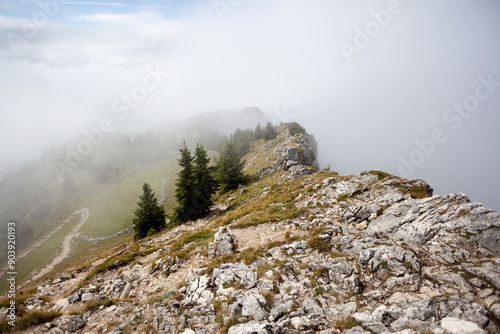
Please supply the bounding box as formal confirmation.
[1,123,500,334]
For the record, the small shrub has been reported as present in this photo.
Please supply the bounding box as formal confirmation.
[314,286,324,296]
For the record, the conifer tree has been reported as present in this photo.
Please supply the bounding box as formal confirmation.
[193,144,217,216]
[216,141,244,193]
[172,140,196,222]
[263,121,277,141]
[132,183,166,240]
[173,142,218,222]
[254,123,263,140]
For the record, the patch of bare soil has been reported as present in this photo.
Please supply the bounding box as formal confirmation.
[232,221,307,251]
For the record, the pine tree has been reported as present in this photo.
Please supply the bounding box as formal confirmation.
[254,123,263,140]
[263,121,277,141]
[193,144,217,216]
[132,183,166,240]
[216,141,244,193]
[172,141,196,222]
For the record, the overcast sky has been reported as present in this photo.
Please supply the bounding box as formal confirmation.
[0,0,499,211]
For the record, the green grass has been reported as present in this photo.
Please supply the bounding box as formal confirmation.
[376,260,391,272]
[307,235,330,253]
[0,296,28,310]
[167,229,216,260]
[314,286,324,296]
[219,313,240,334]
[76,246,158,292]
[0,150,196,294]
[306,227,331,253]
[170,230,215,253]
[203,241,284,276]
[0,311,61,332]
[337,194,349,202]
[398,183,432,199]
[403,261,414,271]
[0,212,82,293]
[363,170,392,181]
[78,153,180,237]
[213,174,308,230]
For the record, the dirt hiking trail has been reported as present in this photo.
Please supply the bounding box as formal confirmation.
[31,208,89,281]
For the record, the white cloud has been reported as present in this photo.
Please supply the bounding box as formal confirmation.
[60,1,171,10]
[1,0,500,210]
[60,2,124,6]
[74,13,141,23]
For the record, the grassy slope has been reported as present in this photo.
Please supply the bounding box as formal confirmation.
[78,152,179,237]
[0,149,213,293]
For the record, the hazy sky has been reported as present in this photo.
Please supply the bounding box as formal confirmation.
[1,0,499,211]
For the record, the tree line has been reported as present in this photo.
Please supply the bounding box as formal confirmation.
[132,122,278,240]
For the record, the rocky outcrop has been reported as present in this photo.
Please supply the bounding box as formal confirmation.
[245,123,317,178]
[208,226,236,258]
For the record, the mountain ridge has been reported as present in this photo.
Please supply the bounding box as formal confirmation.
[1,123,500,334]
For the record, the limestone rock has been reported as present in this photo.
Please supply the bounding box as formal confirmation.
[228,320,271,334]
[67,293,81,304]
[208,226,235,258]
[120,283,133,299]
[239,294,269,319]
[440,317,485,334]
[81,293,94,303]
[54,315,85,332]
[60,272,72,280]
[213,262,257,289]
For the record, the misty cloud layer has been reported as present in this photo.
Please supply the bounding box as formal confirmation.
[0,0,499,210]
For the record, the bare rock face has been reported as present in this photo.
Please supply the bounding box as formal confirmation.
[284,146,299,161]
[358,245,422,292]
[213,262,257,289]
[54,315,85,332]
[208,226,235,258]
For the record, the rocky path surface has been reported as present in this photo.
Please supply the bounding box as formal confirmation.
[31,208,90,281]
[159,170,180,205]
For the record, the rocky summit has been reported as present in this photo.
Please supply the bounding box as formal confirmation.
[2,123,500,334]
